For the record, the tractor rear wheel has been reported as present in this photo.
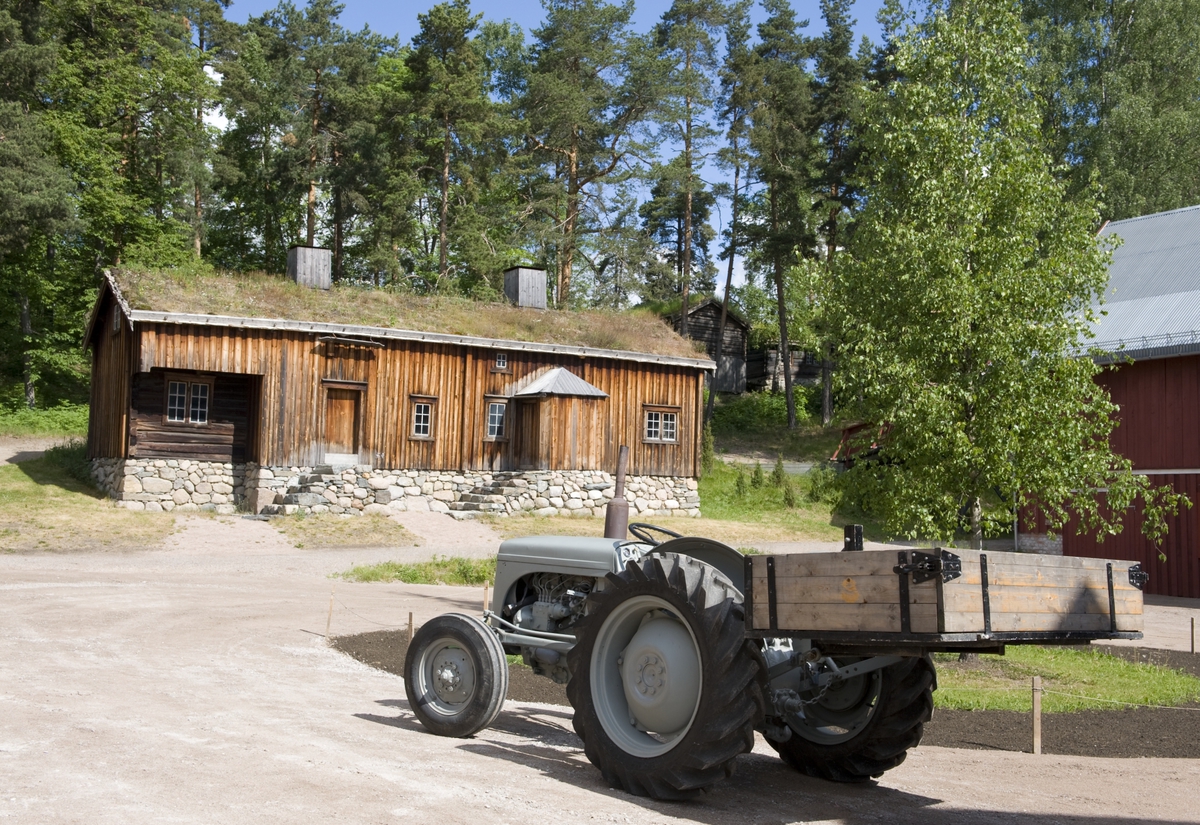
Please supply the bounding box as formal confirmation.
[566,553,764,800]
[767,655,935,782]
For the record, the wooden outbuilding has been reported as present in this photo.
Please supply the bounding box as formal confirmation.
[668,298,750,393]
[84,270,713,517]
[1038,206,1200,598]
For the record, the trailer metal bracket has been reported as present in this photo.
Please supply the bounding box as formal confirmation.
[1128,563,1149,591]
[893,549,962,584]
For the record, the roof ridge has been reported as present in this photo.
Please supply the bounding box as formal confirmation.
[1106,203,1200,228]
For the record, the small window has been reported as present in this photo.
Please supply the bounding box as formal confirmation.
[167,381,188,422]
[486,401,507,439]
[495,352,508,370]
[166,378,211,425]
[410,397,436,439]
[644,408,678,443]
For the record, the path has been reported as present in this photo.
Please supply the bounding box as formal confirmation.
[1,520,1198,824]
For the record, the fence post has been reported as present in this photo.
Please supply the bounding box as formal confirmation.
[325,585,335,639]
[408,612,414,642]
[1032,675,1043,755]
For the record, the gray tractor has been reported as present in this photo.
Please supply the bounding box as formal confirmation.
[404,525,938,799]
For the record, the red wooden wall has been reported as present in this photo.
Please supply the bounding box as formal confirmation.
[1062,356,1200,597]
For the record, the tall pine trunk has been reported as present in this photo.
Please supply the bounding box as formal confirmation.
[771,185,797,429]
[706,148,741,424]
[679,68,694,339]
[438,115,451,282]
[306,72,322,246]
[559,142,580,306]
[18,294,35,410]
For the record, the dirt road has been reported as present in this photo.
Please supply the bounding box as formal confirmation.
[2,517,1198,824]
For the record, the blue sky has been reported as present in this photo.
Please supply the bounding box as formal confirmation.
[225,0,890,55]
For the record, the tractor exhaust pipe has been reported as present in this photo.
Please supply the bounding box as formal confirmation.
[604,444,630,540]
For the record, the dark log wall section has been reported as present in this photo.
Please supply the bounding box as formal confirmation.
[680,303,746,361]
[112,322,705,476]
[1057,356,1200,598]
[129,370,257,462]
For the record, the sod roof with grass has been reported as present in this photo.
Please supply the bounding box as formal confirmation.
[105,269,708,365]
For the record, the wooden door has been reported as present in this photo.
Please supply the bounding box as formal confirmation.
[324,389,359,457]
[514,399,544,470]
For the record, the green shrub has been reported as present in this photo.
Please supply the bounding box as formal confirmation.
[735,468,748,497]
[782,480,797,508]
[771,455,786,487]
[806,463,840,505]
[710,388,821,435]
[0,404,90,437]
[750,461,764,488]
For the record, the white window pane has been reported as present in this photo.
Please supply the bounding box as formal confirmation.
[413,402,431,437]
[487,402,506,438]
[662,413,677,442]
[495,353,507,369]
[167,381,187,422]
[645,410,660,440]
[189,384,209,424]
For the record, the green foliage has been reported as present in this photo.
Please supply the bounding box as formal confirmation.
[39,440,93,487]
[782,479,797,508]
[339,555,496,585]
[770,455,786,487]
[932,646,1200,712]
[805,463,840,505]
[700,421,715,475]
[0,404,89,437]
[735,467,748,497]
[710,390,819,436]
[750,461,764,488]
[830,0,1189,548]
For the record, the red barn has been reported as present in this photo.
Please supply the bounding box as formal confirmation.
[1058,206,1200,597]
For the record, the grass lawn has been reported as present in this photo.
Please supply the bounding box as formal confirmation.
[0,405,90,437]
[0,444,174,552]
[339,555,495,584]
[274,513,420,549]
[933,647,1200,711]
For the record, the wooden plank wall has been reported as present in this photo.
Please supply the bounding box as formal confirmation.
[1101,355,1200,469]
[87,296,136,460]
[134,323,702,476]
[679,303,747,360]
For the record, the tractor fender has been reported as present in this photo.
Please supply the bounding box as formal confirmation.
[652,537,746,597]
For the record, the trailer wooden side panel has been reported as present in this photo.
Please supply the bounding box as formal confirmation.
[747,549,1144,642]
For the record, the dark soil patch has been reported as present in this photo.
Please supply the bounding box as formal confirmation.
[333,629,1200,758]
[331,628,568,706]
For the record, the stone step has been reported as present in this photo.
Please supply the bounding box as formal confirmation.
[283,492,328,507]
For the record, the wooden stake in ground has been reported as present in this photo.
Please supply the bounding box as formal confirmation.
[1032,675,1043,755]
[408,611,414,642]
[1192,617,1195,655]
[483,583,490,615]
[325,586,335,639]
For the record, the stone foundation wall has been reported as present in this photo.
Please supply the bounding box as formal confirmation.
[91,457,245,514]
[90,459,700,519]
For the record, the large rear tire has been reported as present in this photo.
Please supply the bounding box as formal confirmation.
[404,613,509,738]
[767,655,935,782]
[566,553,765,800]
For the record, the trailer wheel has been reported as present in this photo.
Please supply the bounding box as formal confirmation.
[404,613,508,738]
[566,553,765,800]
[767,655,935,782]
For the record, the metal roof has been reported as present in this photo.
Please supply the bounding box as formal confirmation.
[1091,205,1200,362]
[512,367,609,398]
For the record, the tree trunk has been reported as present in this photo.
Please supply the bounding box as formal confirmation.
[822,351,833,426]
[771,185,797,429]
[306,72,322,247]
[679,80,693,340]
[18,293,35,410]
[970,495,983,550]
[333,186,343,283]
[706,153,741,425]
[439,115,451,283]
[193,182,203,258]
[560,145,579,306]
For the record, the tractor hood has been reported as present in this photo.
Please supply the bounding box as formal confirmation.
[496,535,627,577]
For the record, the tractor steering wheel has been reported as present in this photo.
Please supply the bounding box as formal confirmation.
[627,522,684,547]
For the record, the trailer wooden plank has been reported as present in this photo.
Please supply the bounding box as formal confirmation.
[752,601,940,633]
[749,573,939,605]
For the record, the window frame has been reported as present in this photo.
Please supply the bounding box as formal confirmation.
[409,395,437,441]
[491,351,512,373]
[484,397,509,442]
[642,405,680,444]
[163,374,214,427]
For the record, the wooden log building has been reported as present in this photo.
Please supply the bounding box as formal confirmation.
[668,298,750,393]
[85,270,713,486]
